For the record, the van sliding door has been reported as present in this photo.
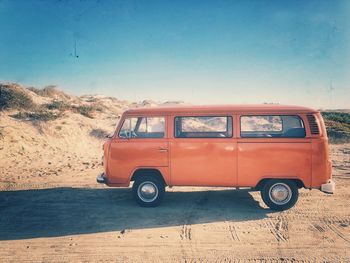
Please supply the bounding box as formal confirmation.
[170,115,237,187]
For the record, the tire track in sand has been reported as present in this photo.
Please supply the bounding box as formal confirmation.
[268,215,289,243]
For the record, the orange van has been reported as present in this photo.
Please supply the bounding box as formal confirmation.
[97,105,334,210]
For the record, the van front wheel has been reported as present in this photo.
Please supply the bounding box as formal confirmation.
[260,180,299,211]
[132,175,165,207]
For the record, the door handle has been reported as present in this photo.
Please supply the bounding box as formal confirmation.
[158,147,168,152]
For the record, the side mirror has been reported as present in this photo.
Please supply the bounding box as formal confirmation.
[105,133,114,139]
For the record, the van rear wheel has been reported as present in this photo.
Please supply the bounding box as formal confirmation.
[132,175,165,207]
[260,180,299,211]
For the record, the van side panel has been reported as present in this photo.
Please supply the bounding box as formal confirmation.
[311,139,332,188]
[107,139,169,185]
[237,139,312,187]
[170,139,237,186]
[103,140,111,176]
[311,113,332,188]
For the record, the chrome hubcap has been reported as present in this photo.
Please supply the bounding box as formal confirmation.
[269,183,292,205]
[138,182,158,202]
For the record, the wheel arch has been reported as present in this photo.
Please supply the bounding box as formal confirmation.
[130,168,167,186]
[255,178,305,190]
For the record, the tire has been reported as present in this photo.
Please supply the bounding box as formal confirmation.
[260,179,299,211]
[132,175,165,207]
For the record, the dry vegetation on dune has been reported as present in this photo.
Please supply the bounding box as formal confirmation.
[322,111,350,143]
[0,83,112,121]
[28,85,72,101]
[0,83,35,110]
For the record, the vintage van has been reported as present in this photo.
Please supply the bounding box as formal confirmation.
[97,105,334,210]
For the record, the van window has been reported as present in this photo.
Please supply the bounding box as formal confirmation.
[119,117,165,138]
[175,116,232,138]
[240,115,305,138]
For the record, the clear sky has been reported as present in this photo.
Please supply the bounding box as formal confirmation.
[0,0,349,108]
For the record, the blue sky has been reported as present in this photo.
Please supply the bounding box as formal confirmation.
[0,0,349,108]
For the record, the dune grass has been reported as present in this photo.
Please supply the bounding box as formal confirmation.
[322,111,350,143]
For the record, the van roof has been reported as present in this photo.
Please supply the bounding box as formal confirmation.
[124,104,318,115]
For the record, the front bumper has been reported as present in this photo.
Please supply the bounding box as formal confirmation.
[96,173,107,184]
[321,179,335,194]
